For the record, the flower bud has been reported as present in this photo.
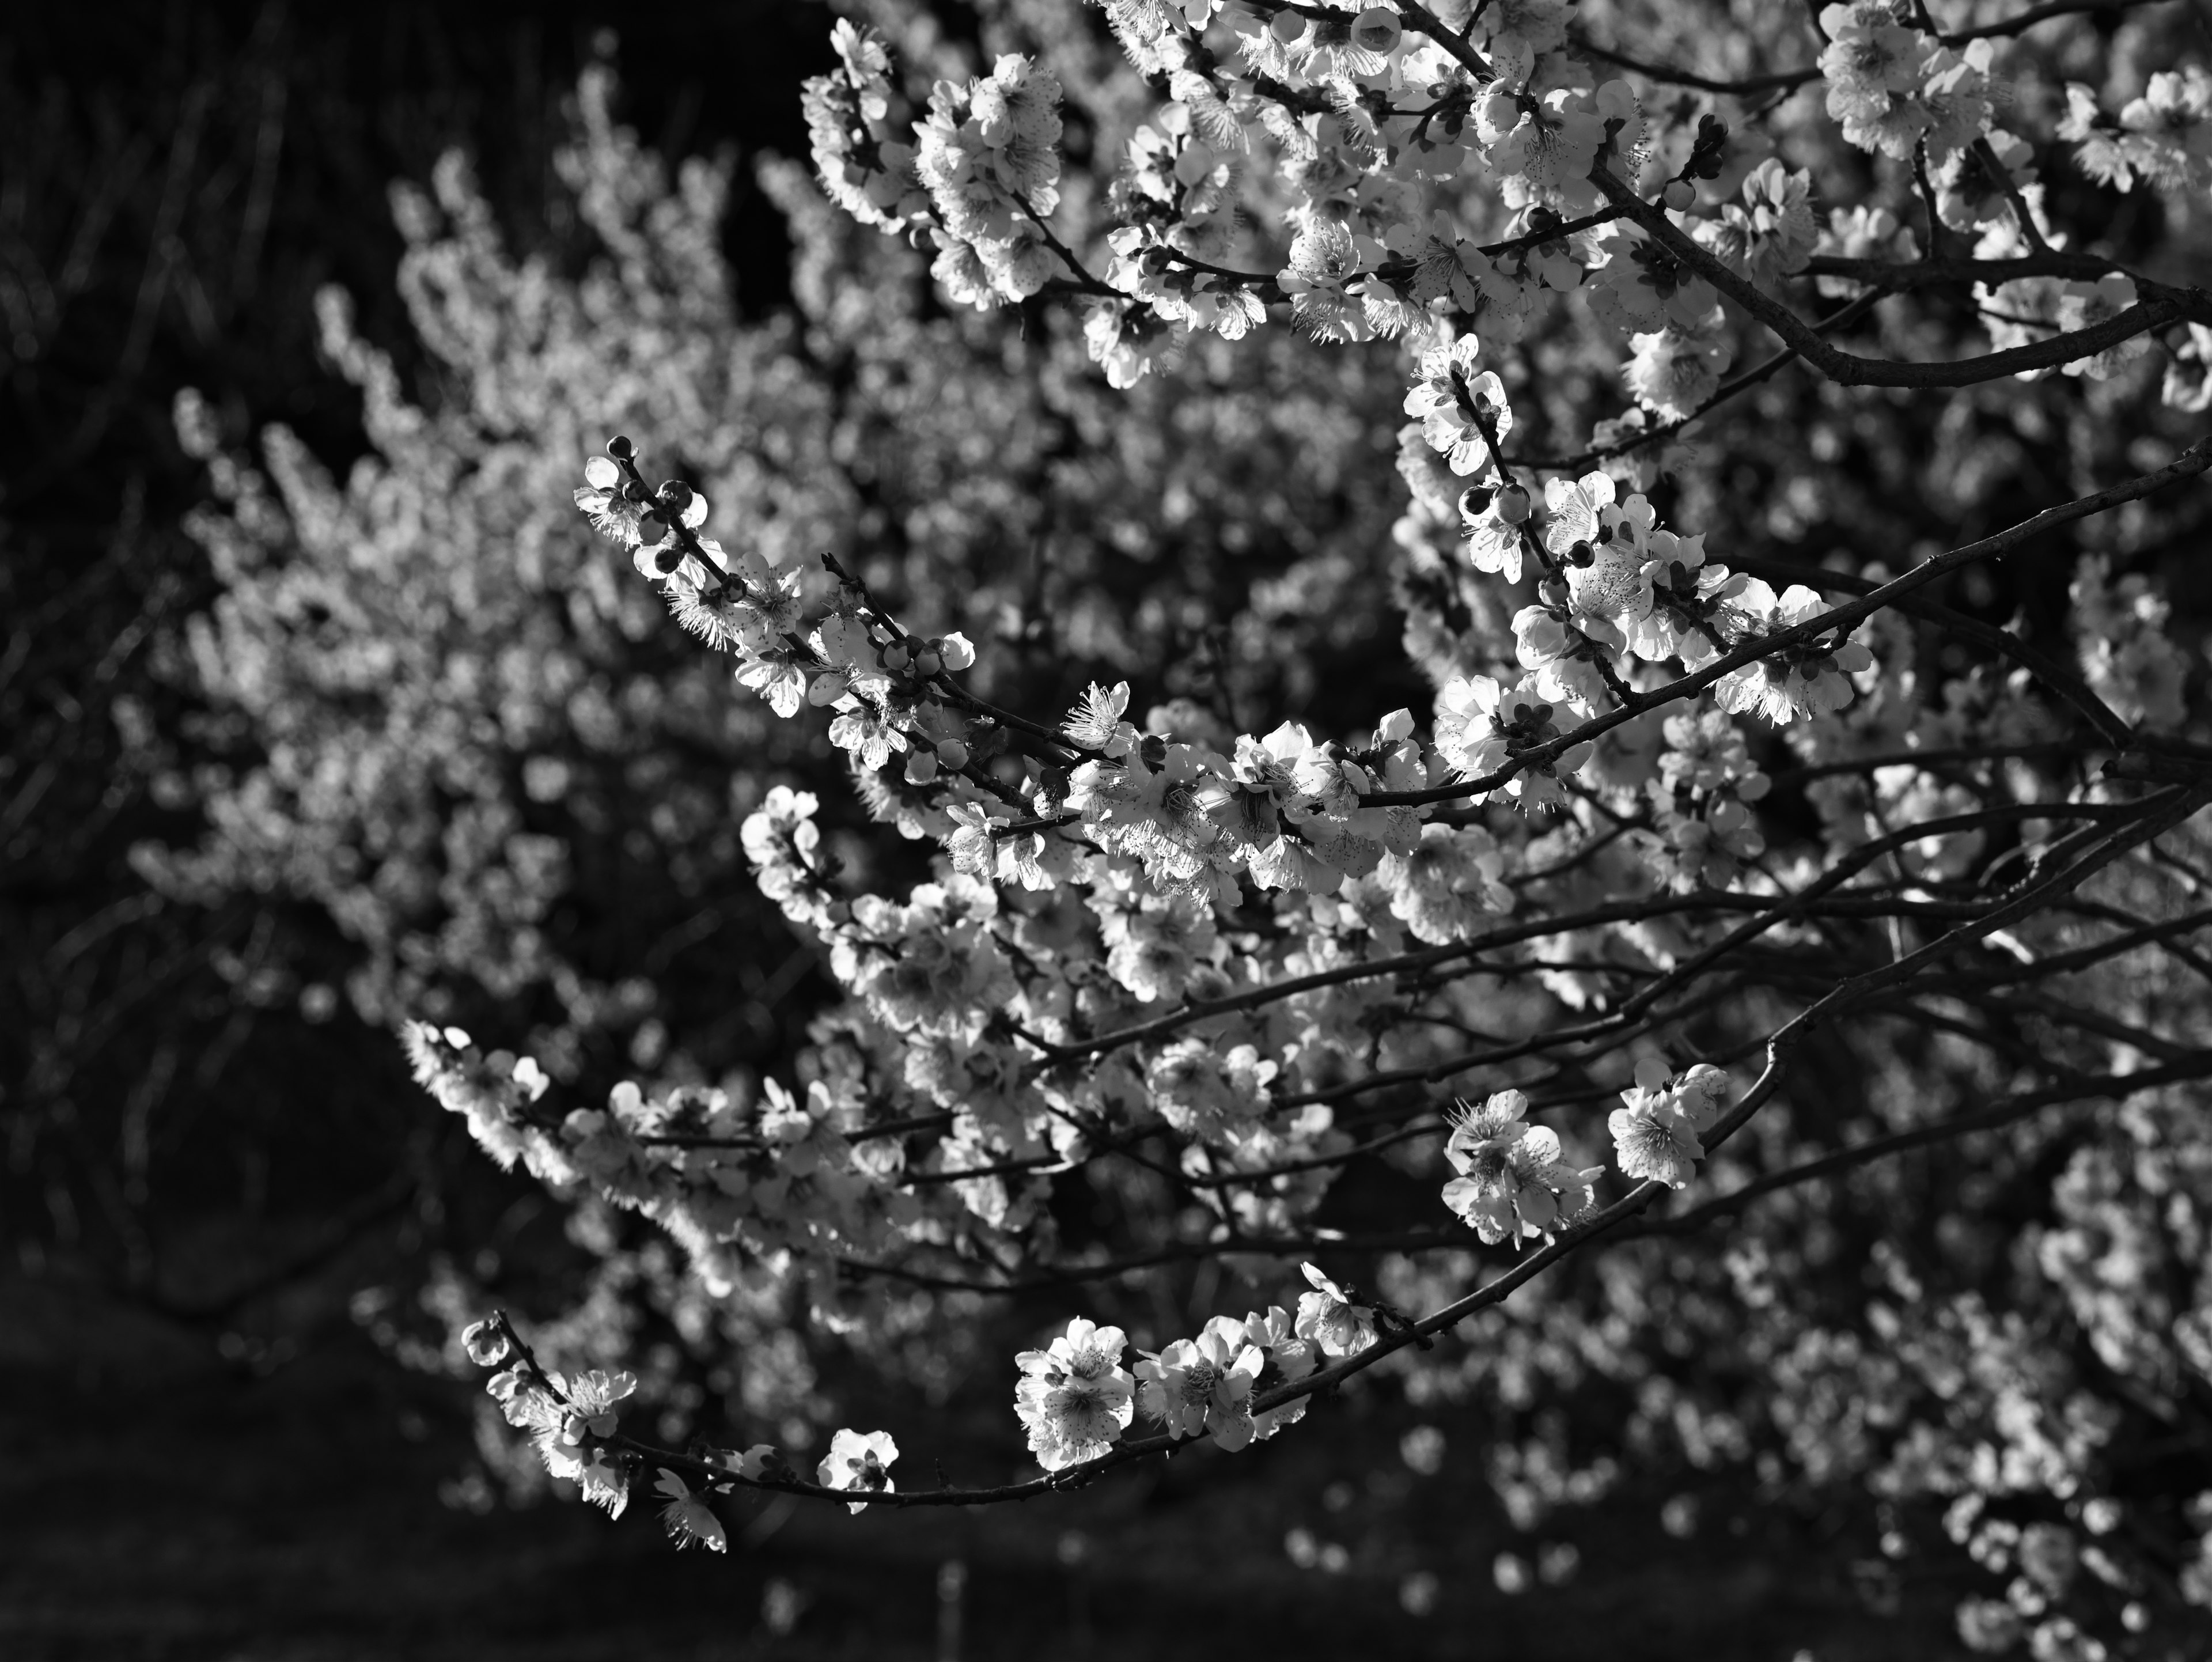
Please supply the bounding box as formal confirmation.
[1270,8,1305,42]
[1663,179,1696,211]
[606,434,635,461]
[884,640,913,672]
[915,648,944,676]
[658,479,693,512]
[1496,484,1532,524]
[936,739,969,770]
[1351,7,1402,54]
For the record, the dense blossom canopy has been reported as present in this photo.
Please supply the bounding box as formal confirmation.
[166,0,2212,1651]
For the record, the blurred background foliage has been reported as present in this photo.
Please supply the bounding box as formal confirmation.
[5,0,2210,1656]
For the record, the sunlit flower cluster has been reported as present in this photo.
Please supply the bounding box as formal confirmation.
[319,5,2212,1648]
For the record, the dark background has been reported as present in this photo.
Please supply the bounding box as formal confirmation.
[0,3,2025,1655]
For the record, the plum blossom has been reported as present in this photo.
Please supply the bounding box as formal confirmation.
[1820,2,1934,158]
[1586,230,1719,336]
[819,1428,900,1513]
[1714,581,1874,724]
[1626,312,1733,422]
[2063,68,2212,195]
[573,455,646,546]
[1477,84,1612,192]
[1016,1318,1137,1471]
[654,1471,728,1552]
[1279,219,1375,343]
[1436,671,1597,806]
[1630,709,1772,892]
[1296,1262,1377,1358]
[499,1367,638,1517]
[1695,160,1816,289]
[1243,1305,1320,1439]
[1608,1059,1731,1188]
[2055,275,2152,380]
[1441,1089,1602,1244]
[1628,534,1744,665]
[1136,1315,1267,1448]
[1405,337,1513,478]
[1379,823,1513,944]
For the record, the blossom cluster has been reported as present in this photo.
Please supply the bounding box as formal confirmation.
[1440,1089,1601,1245]
[363,5,2212,1649]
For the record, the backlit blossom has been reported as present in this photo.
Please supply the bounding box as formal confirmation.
[1296,1262,1377,1358]
[654,1470,728,1552]
[819,1428,900,1513]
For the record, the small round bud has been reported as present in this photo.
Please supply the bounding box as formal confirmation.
[823,900,853,925]
[915,648,943,676]
[1270,8,1305,42]
[884,640,912,672]
[1663,179,1696,211]
[652,544,684,576]
[659,479,693,511]
[606,434,635,461]
[936,739,969,770]
[1496,484,1532,524]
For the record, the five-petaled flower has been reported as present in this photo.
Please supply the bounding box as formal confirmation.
[819,1428,900,1513]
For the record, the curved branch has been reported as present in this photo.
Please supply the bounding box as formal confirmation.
[1592,166,2208,389]
[1629,1053,2212,1239]
[1731,556,2137,746]
[1505,288,1888,471]
[1362,442,2210,808]
[1567,32,1819,96]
